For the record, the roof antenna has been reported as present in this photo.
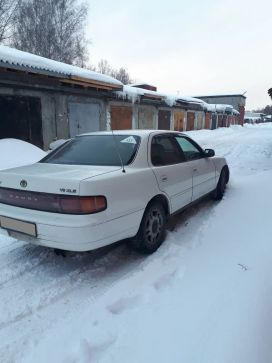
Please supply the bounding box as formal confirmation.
[108,111,126,173]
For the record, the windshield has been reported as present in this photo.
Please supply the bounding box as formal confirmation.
[40,135,141,166]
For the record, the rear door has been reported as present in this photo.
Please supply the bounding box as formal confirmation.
[175,136,216,201]
[150,134,193,213]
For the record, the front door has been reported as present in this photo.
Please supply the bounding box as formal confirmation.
[175,136,216,201]
[150,134,193,213]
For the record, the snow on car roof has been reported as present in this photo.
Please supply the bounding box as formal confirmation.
[0,45,122,87]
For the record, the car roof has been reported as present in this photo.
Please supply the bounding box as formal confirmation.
[78,130,187,137]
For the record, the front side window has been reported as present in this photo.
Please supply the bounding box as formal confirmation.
[175,136,204,161]
[151,135,185,166]
[41,135,140,166]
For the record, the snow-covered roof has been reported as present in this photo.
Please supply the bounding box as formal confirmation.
[205,103,237,113]
[0,45,122,88]
[115,85,206,107]
[194,93,247,99]
[130,82,157,88]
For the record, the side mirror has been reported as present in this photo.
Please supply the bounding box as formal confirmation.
[204,148,215,157]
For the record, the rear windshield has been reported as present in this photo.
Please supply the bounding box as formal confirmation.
[40,135,141,166]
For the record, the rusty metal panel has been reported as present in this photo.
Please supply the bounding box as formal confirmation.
[227,115,232,127]
[138,107,155,129]
[217,114,223,128]
[174,110,186,131]
[222,115,228,127]
[158,110,171,130]
[186,111,195,131]
[204,112,211,129]
[111,105,132,130]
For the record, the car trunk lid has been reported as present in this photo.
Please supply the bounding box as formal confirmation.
[0,163,121,195]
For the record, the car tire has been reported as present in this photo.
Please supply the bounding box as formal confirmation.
[214,167,228,200]
[130,201,166,254]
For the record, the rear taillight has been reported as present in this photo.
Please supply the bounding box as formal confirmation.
[59,196,106,214]
[0,187,107,214]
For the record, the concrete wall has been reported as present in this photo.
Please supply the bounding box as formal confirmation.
[198,95,246,111]
[0,85,241,151]
[0,86,108,149]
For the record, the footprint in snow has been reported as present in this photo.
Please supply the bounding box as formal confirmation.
[153,268,185,290]
[107,295,142,315]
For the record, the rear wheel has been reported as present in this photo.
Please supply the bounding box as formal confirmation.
[214,167,228,200]
[131,202,166,254]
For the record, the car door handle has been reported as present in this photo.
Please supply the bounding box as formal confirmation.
[193,168,197,172]
[161,176,168,182]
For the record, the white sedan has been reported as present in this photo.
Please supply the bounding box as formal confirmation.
[0,130,229,253]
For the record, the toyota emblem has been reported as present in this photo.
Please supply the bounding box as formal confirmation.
[20,180,27,188]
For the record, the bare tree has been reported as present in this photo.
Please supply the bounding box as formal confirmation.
[91,59,133,84]
[12,0,89,65]
[112,67,132,85]
[0,0,20,43]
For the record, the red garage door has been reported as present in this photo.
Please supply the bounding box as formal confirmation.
[111,106,132,130]
[158,110,171,130]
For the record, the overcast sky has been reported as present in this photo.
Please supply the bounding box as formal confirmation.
[87,0,272,110]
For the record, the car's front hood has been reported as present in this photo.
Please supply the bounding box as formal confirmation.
[0,163,121,195]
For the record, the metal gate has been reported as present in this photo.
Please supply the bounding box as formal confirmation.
[186,112,195,131]
[211,113,217,129]
[158,110,171,130]
[68,103,100,137]
[111,106,132,130]
[138,107,155,129]
[0,95,43,148]
[174,110,186,131]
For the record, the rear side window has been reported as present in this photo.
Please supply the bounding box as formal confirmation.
[41,135,140,166]
[151,135,185,166]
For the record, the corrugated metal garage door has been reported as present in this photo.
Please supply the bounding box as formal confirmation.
[211,113,217,129]
[68,102,100,137]
[222,115,228,127]
[186,111,195,131]
[217,115,223,128]
[174,110,185,131]
[205,112,211,129]
[0,95,43,148]
[196,112,203,130]
[138,107,154,129]
[111,106,132,130]
[158,110,171,130]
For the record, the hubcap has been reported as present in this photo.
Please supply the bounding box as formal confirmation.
[145,208,163,246]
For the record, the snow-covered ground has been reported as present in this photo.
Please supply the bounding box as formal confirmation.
[1,124,272,363]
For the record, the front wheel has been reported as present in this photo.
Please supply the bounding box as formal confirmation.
[130,202,166,254]
[214,167,228,200]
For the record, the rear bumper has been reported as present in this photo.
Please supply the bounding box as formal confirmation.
[0,203,143,251]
